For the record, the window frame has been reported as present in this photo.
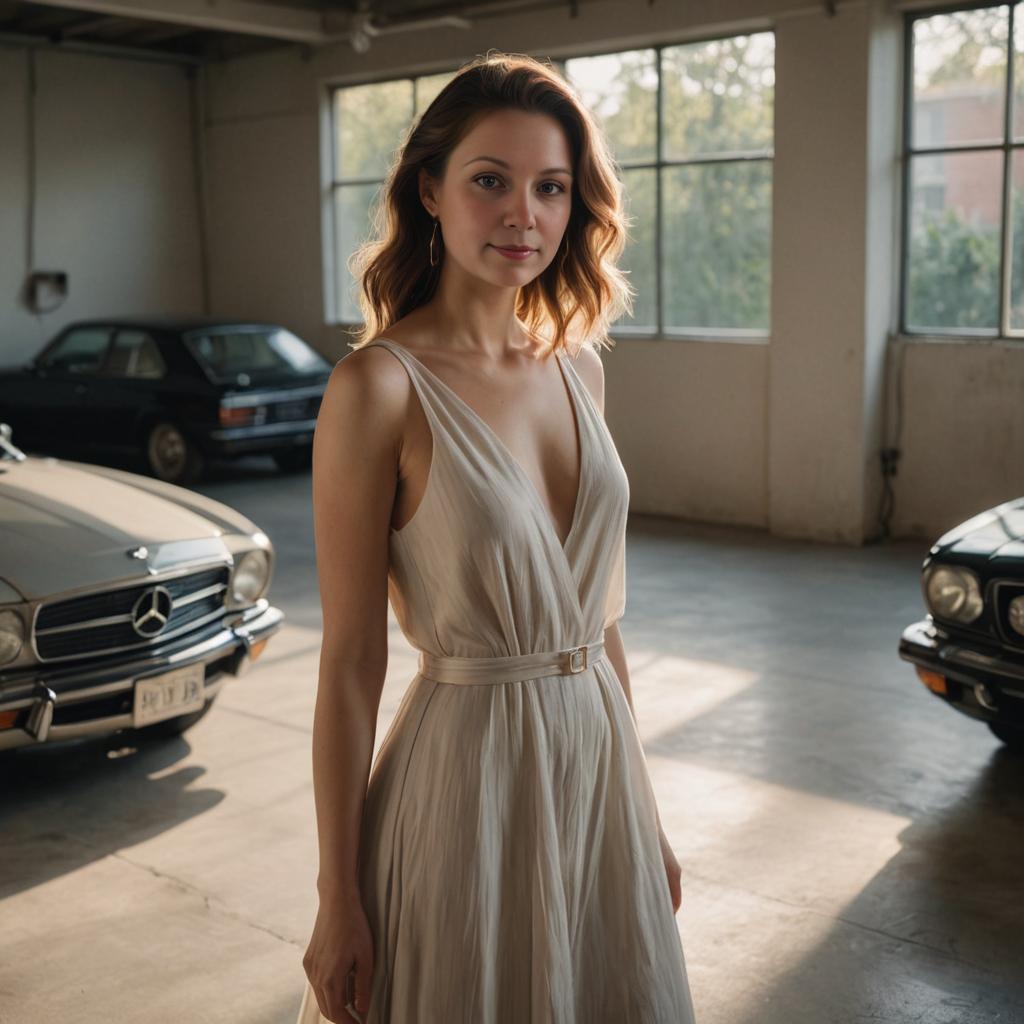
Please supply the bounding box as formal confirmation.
[900,0,1023,340]
[36,326,115,376]
[98,328,169,381]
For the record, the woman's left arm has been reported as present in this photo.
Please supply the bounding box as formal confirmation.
[575,344,683,914]
[603,623,637,717]
[604,621,660,829]
[604,621,683,913]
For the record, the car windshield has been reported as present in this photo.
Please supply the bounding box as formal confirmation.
[184,327,331,384]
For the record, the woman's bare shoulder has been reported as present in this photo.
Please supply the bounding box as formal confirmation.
[316,341,413,454]
[361,313,428,350]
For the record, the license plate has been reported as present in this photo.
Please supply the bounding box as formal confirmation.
[133,663,205,727]
[275,400,308,420]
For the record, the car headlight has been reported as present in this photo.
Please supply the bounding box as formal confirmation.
[924,564,984,624]
[0,608,25,665]
[231,549,270,604]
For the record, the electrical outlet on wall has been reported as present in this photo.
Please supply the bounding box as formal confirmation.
[24,270,68,315]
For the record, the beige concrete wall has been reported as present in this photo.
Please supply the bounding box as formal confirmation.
[769,4,876,544]
[891,338,1024,536]
[602,337,770,530]
[0,47,204,363]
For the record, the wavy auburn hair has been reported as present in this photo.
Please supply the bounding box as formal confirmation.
[346,50,634,356]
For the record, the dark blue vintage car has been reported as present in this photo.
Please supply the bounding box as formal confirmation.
[0,317,332,484]
[899,497,1024,751]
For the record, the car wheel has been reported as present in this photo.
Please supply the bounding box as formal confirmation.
[988,721,1024,751]
[140,696,216,738]
[273,444,313,473]
[145,421,204,484]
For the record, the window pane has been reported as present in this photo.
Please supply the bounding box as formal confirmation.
[415,71,457,118]
[661,160,772,331]
[1007,149,1024,327]
[565,49,657,165]
[334,80,414,180]
[662,33,775,160]
[41,328,111,374]
[104,330,166,379]
[906,150,1002,330]
[185,328,330,383]
[912,7,1008,150]
[613,167,657,331]
[1012,11,1024,139]
[334,182,382,323]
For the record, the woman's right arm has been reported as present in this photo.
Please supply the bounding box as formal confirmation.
[303,345,407,1022]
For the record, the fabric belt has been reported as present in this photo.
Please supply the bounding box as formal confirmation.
[418,640,606,686]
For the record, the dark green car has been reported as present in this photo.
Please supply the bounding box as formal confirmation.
[0,317,332,484]
[899,498,1024,751]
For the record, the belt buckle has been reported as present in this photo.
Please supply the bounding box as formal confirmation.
[566,644,588,674]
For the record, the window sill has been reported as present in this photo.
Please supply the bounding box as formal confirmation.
[896,332,1024,348]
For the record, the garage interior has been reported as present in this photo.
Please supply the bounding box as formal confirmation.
[1,1,1023,1022]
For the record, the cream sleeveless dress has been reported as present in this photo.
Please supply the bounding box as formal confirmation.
[296,339,696,1023]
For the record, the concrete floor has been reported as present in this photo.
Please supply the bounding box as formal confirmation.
[2,457,1023,1024]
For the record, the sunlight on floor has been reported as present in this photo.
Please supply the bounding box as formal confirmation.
[627,648,762,740]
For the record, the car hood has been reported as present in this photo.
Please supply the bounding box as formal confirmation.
[932,496,1024,561]
[0,456,260,601]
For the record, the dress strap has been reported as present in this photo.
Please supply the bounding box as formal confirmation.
[362,338,453,431]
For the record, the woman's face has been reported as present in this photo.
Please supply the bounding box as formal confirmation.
[422,109,574,284]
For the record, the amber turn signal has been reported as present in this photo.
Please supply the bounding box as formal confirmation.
[915,666,947,695]
[219,406,257,427]
[0,709,19,730]
[248,638,269,662]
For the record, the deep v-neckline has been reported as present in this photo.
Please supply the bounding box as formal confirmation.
[374,338,588,554]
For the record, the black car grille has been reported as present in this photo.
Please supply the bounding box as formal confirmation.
[993,580,1024,651]
[33,566,230,661]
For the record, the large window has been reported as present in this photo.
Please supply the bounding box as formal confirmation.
[328,32,775,339]
[903,3,1024,337]
[565,37,774,337]
[329,71,456,325]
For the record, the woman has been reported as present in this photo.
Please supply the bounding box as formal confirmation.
[298,51,697,1024]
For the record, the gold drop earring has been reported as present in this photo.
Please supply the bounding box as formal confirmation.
[429,217,441,267]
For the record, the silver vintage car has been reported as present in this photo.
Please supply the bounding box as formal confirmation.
[0,422,284,752]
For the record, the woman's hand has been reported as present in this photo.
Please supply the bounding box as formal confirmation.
[658,824,683,914]
[302,892,375,1022]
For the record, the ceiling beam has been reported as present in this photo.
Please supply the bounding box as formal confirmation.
[21,0,332,43]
